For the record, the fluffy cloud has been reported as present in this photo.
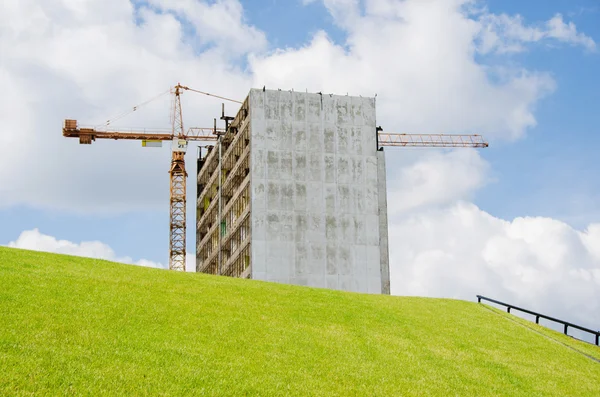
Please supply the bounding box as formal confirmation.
[7,228,163,269]
[384,142,599,331]
[0,0,254,213]
[1,0,590,213]
[386,148,490,215]
[389,201,600,331]
[6,228,198,272]
[477,12,597,53]
[250,0,566,142]
[144,0,267,56]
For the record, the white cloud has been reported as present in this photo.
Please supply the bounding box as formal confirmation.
[477,12,597,54]
[389,201,600,330]
[387,148,490,215]
[0,0,254,213]
[250,0,556,142]
[382,139,600,331]
[546,14,597,50]
[6,228,213,273]
[1,0,592,213]
[144,0,268,56]
[7,228,164,269]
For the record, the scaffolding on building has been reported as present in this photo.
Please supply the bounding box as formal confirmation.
[196,97,252,277]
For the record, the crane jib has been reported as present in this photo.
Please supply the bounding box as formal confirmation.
[63,121,488,148]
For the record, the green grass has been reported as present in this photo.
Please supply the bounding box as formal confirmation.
[1,246,598,396]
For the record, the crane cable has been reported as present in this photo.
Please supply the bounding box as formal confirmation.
[96,85,241,128]
[101,88,172,126]
[180,85,243,104]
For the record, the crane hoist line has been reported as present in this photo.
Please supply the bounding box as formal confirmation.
[62,84,489,272]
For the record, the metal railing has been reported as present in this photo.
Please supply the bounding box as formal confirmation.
[476,295,599,346]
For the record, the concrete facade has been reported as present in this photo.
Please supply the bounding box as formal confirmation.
[377,151,390,294]
[248,89,390,294]
[196,88,390,294]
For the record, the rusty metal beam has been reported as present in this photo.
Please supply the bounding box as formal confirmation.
[378,133,488,148]
[62,120,221,143]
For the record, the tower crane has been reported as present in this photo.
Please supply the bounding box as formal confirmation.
[62,84,488,272]
[62,84,231,271]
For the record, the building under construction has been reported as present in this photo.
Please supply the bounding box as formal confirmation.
[61,84,486,290]
[196,88,390,294]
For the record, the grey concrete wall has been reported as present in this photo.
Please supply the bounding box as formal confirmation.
[248,88,386,294]
[377,150,390,294]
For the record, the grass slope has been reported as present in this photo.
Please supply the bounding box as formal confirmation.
[1,246,598,396]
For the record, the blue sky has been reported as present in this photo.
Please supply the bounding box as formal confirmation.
[1,0,599,331]
[475,0,600,226]
[3,0,599,256]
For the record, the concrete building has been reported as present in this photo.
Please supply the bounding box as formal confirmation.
[196,88,390,294]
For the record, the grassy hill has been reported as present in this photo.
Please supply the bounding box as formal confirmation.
[1,246,598,396]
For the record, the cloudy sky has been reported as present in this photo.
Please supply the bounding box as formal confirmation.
[2,0,599,335]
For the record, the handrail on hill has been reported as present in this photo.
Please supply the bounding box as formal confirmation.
[476,295,599,346]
